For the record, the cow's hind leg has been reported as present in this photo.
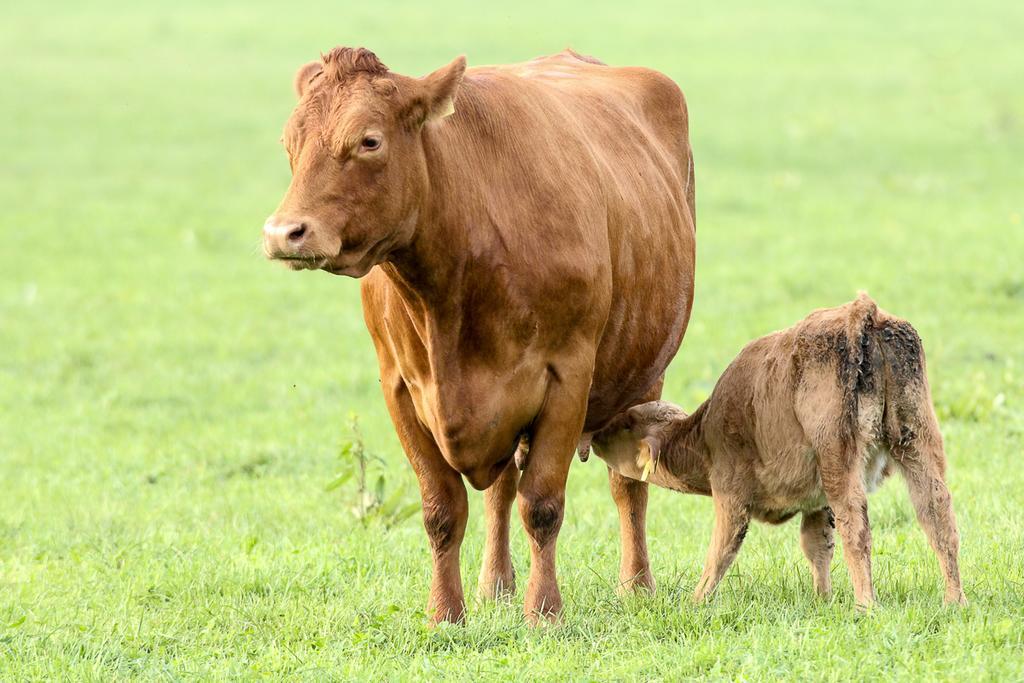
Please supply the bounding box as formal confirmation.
[382,379,469,624]
[800,507,836,597]
[894,437,966,605]
[478,458,519,600]
[606,378,661,595]
[608,469,655,594]
[693,493,750,602]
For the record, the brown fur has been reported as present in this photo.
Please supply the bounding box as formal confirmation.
[594,294,966,608]
[264,48,696,623]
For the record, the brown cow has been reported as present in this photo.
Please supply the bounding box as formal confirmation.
[593,294,966,608]
[263,47,696,623]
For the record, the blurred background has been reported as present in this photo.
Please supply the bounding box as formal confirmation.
[2,0,1022,678]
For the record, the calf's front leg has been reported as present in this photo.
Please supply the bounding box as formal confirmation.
[693,493,751,602]
[800,507,836,597]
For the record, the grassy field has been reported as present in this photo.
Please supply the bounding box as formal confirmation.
[2,0,1023,679]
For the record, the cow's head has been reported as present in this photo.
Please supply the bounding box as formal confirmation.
[263,47,465,277]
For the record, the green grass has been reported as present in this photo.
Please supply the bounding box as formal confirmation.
[2,0,1023,679]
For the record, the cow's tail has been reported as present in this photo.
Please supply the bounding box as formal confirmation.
[677,87,696,230]
[684,139,696,229]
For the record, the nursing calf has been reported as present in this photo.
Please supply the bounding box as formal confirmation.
[594,294,965,607]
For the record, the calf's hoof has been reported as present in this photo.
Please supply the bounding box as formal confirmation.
[944,590,967,607]
[691,591,712,605]
[854,597,877,613]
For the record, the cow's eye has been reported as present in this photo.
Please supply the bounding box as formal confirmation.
[361,135,382,151]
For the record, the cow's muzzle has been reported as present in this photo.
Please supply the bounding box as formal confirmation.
[263,216,323,268]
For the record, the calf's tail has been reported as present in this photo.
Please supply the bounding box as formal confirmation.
[836,292,880,443]
[841,291,933,454]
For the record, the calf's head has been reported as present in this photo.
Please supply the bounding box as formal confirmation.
[593,401,687,481]
[264,47,465,277]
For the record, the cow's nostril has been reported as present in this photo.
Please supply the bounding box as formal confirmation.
[287,224,307,242]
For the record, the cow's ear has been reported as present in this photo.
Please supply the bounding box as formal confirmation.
[417,55,466,124]
[293,60,323,98]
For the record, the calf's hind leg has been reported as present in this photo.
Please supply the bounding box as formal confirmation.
[800,507,836,596]
[894,438,966,605]
[820,454,876,609]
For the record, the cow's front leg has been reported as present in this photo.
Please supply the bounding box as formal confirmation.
[382,379,468,624]
[478,458,519,600]
[517,372,590,624]
[608,469,655,594]
[420,467,469,623]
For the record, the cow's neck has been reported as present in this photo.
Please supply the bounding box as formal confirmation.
[653,401,712,495]
[379,132,483,318]
[379,205,466,323]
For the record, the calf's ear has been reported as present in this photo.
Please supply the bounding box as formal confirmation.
[415,55,467,124]
[293,60,323,98]
[637,436,663,481]
[626,403,670,479]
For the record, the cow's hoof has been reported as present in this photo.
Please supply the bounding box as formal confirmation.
[524,592,562,626]
[525,607,561,627]
[616,570,656,597]
[427,601,466,626]
[477,573,516,602]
